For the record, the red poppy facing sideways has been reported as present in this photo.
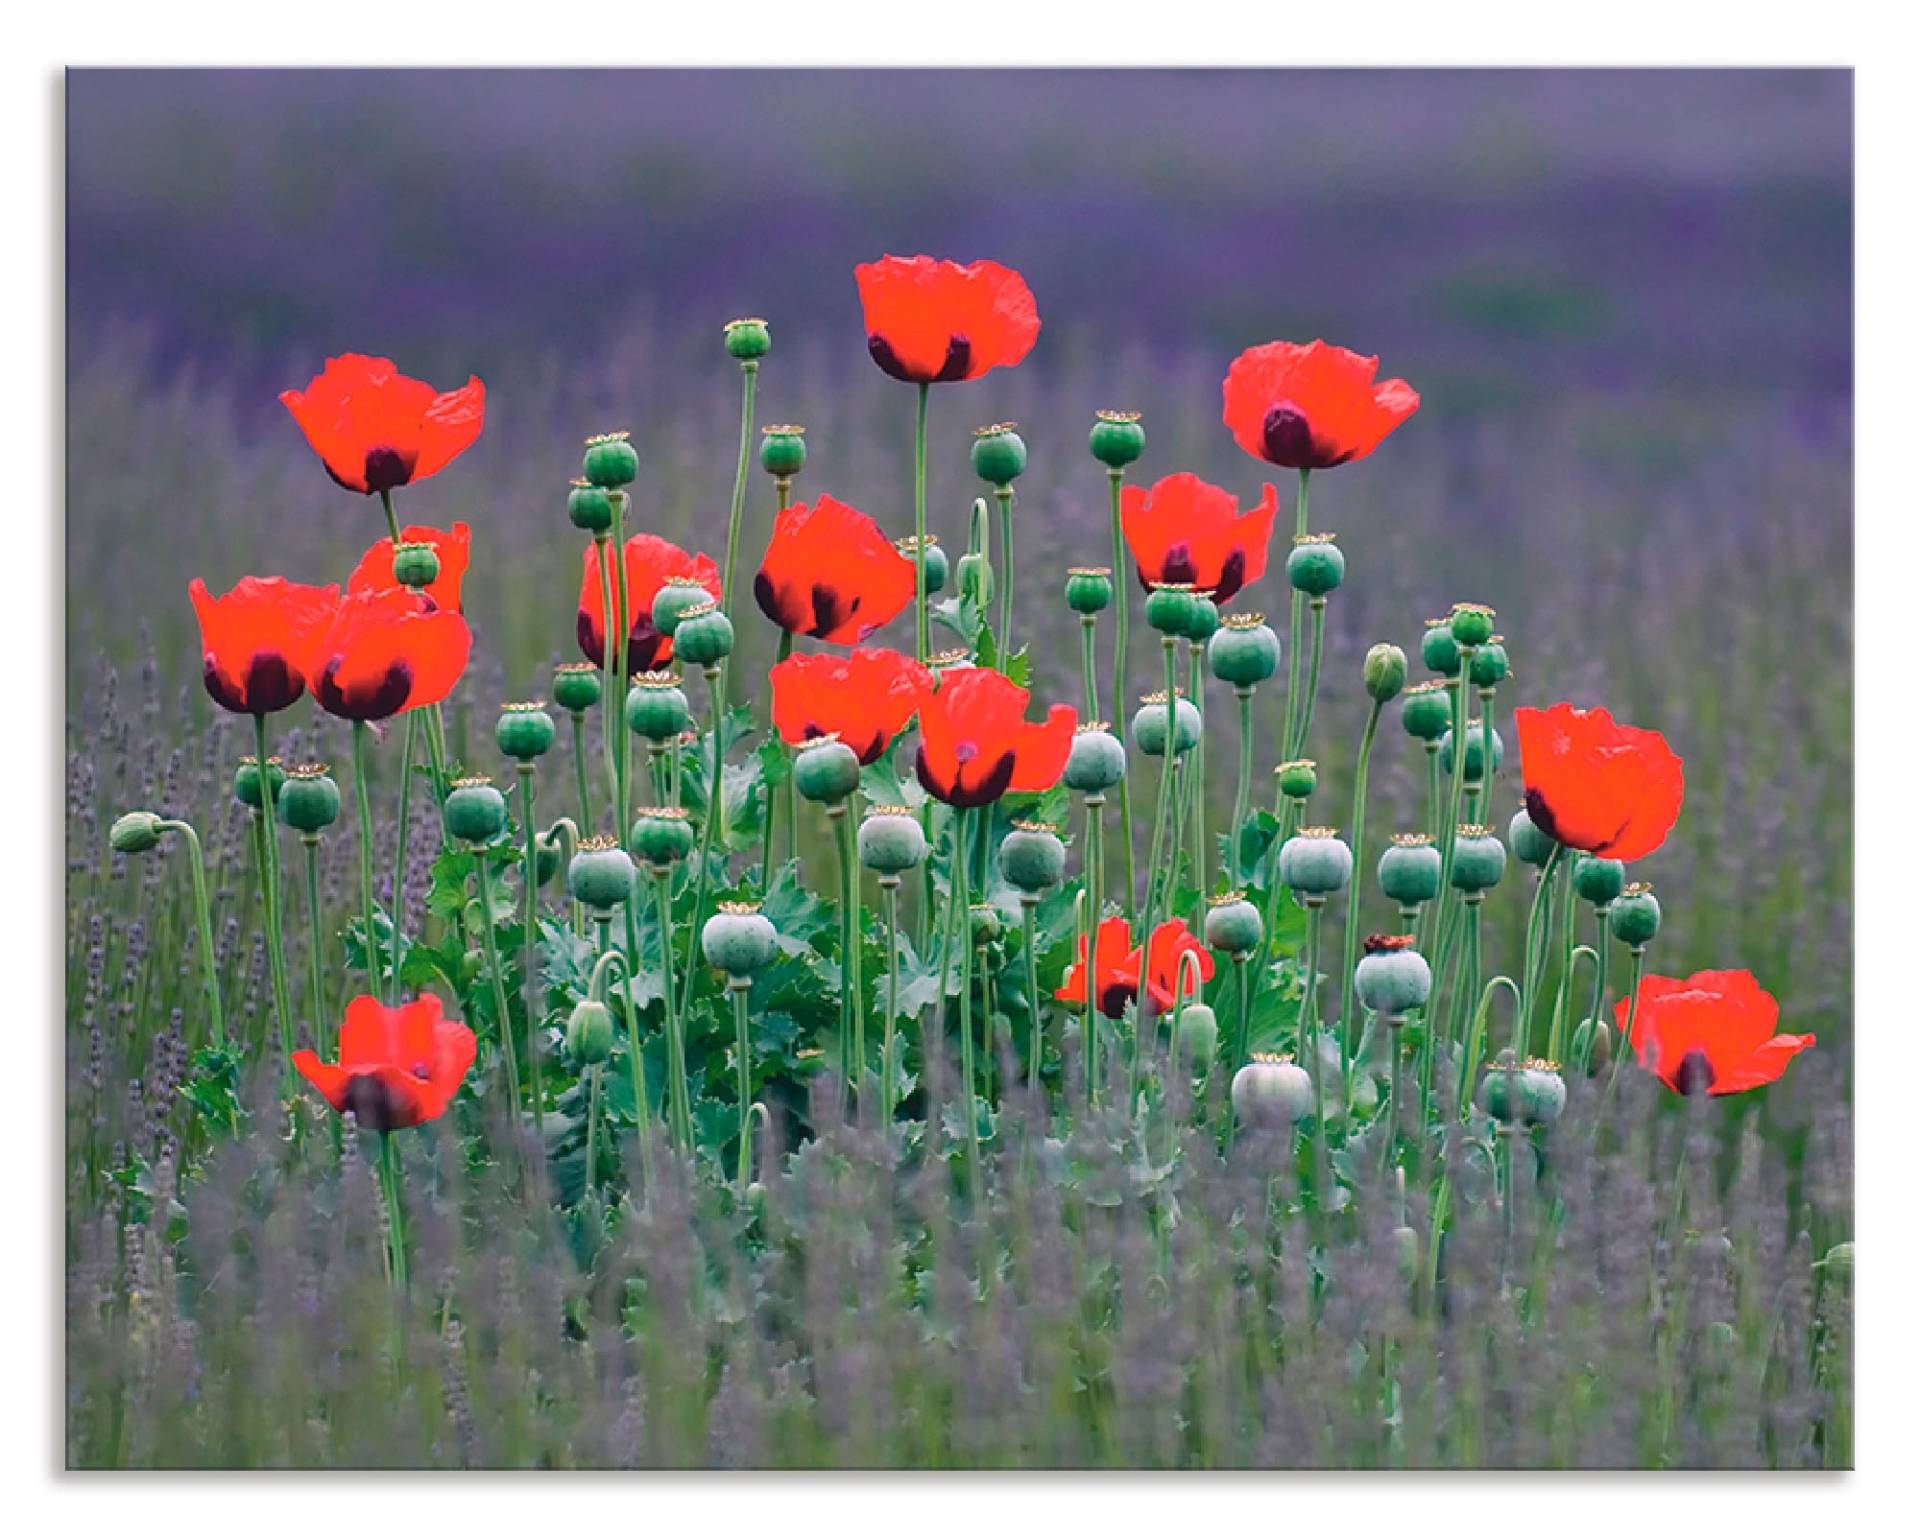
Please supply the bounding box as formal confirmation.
[1515,703,1684,863]
[770,648,935,765]
[755,494,916,644]
[1121,472,1279,602]
[189,575,341,716]
[280,354,486,496]
[347,521,472,612]
[1142,919,1216,1009]
[576,534,722,672]
[856,255,1040,385]
[1616,969,1813,1097]
[1056,915,1143,1019]
[916,666,1075,808]
[310,587,472,722]
[1222,340,1419,471]
[293,993,477,1131]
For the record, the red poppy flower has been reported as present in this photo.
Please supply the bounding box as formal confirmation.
[1515,703,1684,863]
[754,493,916,644]
[576,533,721,671]
[1056,915,1142,1019]
[1121,472,1279,602]
[310,587,471,722]
[188,575,341,716]
[1222,340,1419,471]
[915,665,1075,808]
[280,354,486,495]
[347,521,472,612]
[1615,969,1813,1096]
[1142,919,1216,1009]
[856,254,1040,384]
[292,993,477,1130]
[770,647,935,765]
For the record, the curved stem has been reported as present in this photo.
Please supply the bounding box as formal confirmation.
[159,819,224,1049]
[600,933,657,1196]
[517,767,544,1138]
[1107,470,1137,921]
[1453,972,1521,1119]
[351,722,383,1001]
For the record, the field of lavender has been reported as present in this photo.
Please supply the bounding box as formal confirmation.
[63,70,1852,1469]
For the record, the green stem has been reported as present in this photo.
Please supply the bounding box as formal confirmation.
[1022,898,1043,1104]
[677,667,727,1018]
[1298,901,1329,1198]
[1426,647,1476,957]
[1128,638,1180,1102]
[585,1063,602,1197]
[720,362,759,625]
[517,767,545,1138]
[1279,470,1310,760]
[251,715,297,1093]
[1425,742,1442,845]
[159,819,224,1049]
[952,808,982,1191]
[913,382,931,665]
[350,722,383,1001]
[300,835,326,1059]
[472,852,524,1141]
[731,981,753,1194]
[1591,905,1613,1031]
[1545,853,1580,1066]
[1188,641,1208,912]
[652,871,694,1153]
[378,1130,408,1290]
[569,710,594,832]
[996,485,1015,658]
[601,930,656,1196]
[881,879,902,1125]
[1107,470,1137,921]
[1085,796,1105,1105]
[390,713,416,956]
[831,804,856,1098]
[593,533,619,828]
[1289,596,1328,760]
[378,487,402,547]
[610,495,632,841]
[1518,843,1566,1054]
[1229,954,1252,1077]
[1454,975,1521,1122]
[1597,947,1647,1134]
[1231,688,1255,882]
[1336,699,1383,1093]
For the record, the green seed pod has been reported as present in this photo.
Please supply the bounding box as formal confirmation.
[1420,621,1461,677]
[971,422,1028,486]
[957,551,994,607]
[496,701,557,761]
[723,316,771,361]
[1231,1053,1315,1129]
[1131,692,1201,757]
[650,576,713,638]
[999,820,1066,893]
[553,662,603,714]
[443,777,508,844]
[110,810,165,855]
[1203,893,1263,955]
[1208,613,1280,688]
[1364,642,1408,703]
[760,424,806,480]
[1438,722,1504,783]
[671,603,734,667]
[568,837,635,911]
[1276,758,1318,801]
[624,672,691,743]
[1064,565,1114,615]
[391,541,440,590]
[1483,1055,1567,1126]
[793,736,861,805]
[567,479,615,533]
[566,999,616,1065]
[1186,600,1221,642]
[1088,409,1146,469]
[1378,833,1442,906]
[1450,826,1508,894]
[1286,534,1345,597]
[1470,638,1509,688]
[1144,582,1204,637]
[1572,853,1626,908]
[969,903,1002,946]
[582,431,638,488]
[1353,934,1433,1019]
[629,806,695,868]
[1278,827,1353,896]
[1400,680,1452,741]
[858,805,927,876]
[702,906,775,979]
[1175,1003,1218,1068]
[1449,602,1496,648]
[278,763,342,834]
[1064,725,1127,794]
[897,535,948,595]
[1608,885,1661,947]
[1508,805,1557,867]
[232,755,286,810]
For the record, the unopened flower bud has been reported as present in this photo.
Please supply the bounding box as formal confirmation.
[566,999,615,1065]
[1364,642,1407,702]
[110,810,165,855]
[957,551,994,607]
[1175,1003,1218,1068]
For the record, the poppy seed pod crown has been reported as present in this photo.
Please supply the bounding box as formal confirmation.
[760,423,806,479]
[723,317,771,361]
[1089,409,1146,468]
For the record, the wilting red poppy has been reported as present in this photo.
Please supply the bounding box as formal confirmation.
[1121,472,1279,602]
[280,354,486,495]
[310,588,471,722]
[347,521,472,612]
[1515,702,1684,863]
[915,665,1075,808]
[1616,969,1813,1096]
[188,575,341,716]
[1222,340,1419,471]
[576,533,721,671]
[754,493,915,643]
[1056,915,1141,1018]
[856,254,1040,384]
[292,993,477,1130]
[770,647,935,765]
[1142,918,1216,1008]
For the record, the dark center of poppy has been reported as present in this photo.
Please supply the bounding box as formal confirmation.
[362,445,413,495]
[204,649,301,717]
[318,656,414,722]
[1673,1049,1716,1097]
[628,617,668,672]
[753,571,805,634]
[1098,978,1137,1019]
[867,333,972,385]
[1159,541,1198,587]
[1523,788,1562,843]
[1214,550,1247,603]
[1261,403,1316,467]
[809,582,853,638]
[343,1072,411,1132]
